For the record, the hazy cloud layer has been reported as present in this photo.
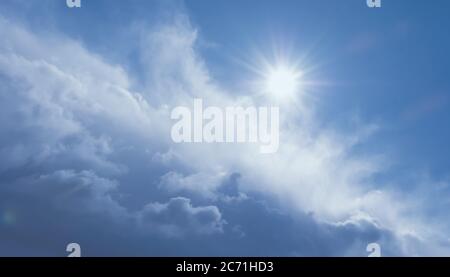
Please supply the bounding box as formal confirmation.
[0,2,449,256]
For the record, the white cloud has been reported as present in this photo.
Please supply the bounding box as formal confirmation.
[0,11,448,256]
[159,171,226,200]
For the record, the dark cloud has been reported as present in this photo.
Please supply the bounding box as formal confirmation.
[0,2,447,257]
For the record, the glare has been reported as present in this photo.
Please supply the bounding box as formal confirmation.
[265,66,302,100]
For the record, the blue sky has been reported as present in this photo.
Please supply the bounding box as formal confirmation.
[0,0,450,256]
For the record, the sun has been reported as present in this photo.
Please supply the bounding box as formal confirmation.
[265,65,302,101]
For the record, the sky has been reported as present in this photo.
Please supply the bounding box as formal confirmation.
[0,0,450,256]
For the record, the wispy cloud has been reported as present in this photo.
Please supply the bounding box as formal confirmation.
[0,4,449,256]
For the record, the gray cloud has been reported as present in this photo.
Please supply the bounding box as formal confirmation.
[0,3,449,257]
[140,197,226,237]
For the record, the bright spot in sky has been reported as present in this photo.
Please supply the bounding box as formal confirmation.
[265,66,302,100]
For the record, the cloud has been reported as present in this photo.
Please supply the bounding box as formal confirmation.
[159,171,226,200]
[139,197,225,238]
[0,169,131,256]
[0,14,224,251]
[26,170,125,216]
[0,4,449,257]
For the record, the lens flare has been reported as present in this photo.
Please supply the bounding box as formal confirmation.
[266,66,302,99]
